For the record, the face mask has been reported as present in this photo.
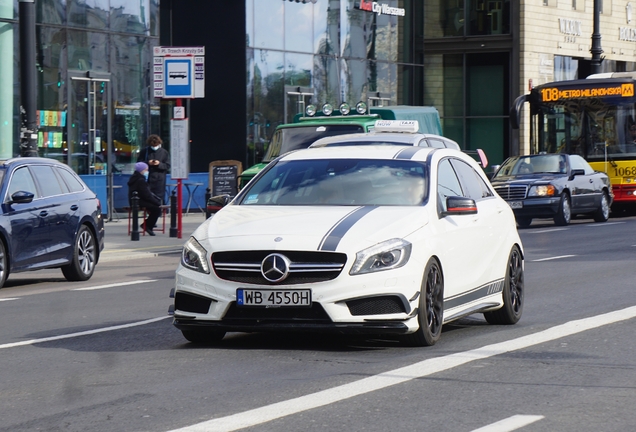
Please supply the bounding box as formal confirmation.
[151,146,160,151]
[143,171,149,180]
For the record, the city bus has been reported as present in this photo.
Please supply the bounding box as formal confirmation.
[510,72,636,210]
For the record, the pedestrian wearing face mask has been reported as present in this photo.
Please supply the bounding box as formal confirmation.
[128,162,162,236]
[138,134,170,203]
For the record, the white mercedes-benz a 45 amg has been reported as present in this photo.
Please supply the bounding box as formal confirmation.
[171,145,524,346]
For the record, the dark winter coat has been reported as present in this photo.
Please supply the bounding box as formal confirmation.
[138,145,170,200]
[127,171,161,209]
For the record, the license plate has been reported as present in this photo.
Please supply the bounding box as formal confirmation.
[236,289,311,307]
[509,201,523,209]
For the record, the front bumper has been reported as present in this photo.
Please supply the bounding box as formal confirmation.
[507,197,561,218]
[172,263,422,335]
[173,315,410,334]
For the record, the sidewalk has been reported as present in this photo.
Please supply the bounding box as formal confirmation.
[100,213,208,263]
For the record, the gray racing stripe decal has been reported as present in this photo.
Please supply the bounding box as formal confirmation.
[319,206,376,251]
[394,146,423,160]
[444,279,505,310]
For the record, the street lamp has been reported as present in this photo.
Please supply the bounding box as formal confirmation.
[19,0,38,157]
[590,0,604,75]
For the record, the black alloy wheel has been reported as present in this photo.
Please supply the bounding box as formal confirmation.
[404,258,444,347]
[484,245,524,325]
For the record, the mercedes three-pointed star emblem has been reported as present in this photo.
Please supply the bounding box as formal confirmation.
[261,253,291,283]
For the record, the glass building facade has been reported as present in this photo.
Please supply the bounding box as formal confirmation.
[423,0,513,165]
[245,0,426,166]
[0,0,160,174]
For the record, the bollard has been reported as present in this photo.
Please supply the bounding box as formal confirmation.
[205,187,211,219]
[170,189,178,238]
[131,191,140,241]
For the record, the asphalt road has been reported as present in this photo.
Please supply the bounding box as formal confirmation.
[0,214,635,432]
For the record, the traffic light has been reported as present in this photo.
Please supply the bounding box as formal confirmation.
[57,72,62,87]
[100,82,105,93]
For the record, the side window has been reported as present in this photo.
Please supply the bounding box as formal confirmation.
[450,159,494,200]
[30,165,64,197]
[417,139,430,147]
[56,167,85,193]
[7,167,39,199]
[437,159,463,212]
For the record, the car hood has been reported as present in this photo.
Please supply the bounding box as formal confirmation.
[191,205,428,252]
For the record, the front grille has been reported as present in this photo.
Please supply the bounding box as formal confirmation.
[494,185,527,200]
[212,250,347,285]
[222,302,332,324]
[346,296,406,316]
[175,292,215,314]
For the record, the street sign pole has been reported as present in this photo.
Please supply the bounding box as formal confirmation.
[154,47,204,237]
[176,98,183,239]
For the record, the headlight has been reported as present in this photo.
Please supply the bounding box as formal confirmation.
[528,184,556,197]
[181,237,210,274]
[350,239,412,275]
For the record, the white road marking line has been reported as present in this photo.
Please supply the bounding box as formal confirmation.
[0,298,19,302]
[72,279,158,291]
[470,415,545,432]
[586,222,625,226]
[166,305,636,432]
[532,255,576,262]
[0,316,170,350]
[528,228,568,233]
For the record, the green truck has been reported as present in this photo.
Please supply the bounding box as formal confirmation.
[239,105,444,187]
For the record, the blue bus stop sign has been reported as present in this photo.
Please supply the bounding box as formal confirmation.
[164,58,194,98]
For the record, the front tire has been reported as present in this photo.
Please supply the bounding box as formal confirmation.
[593,191,610,222]
[404,258,444,347]
[484,245,524,325]
[0,240,8,289]
[182,330,226,344]
[62,225,97,281]
[516,217,532,228]
[554,192,571,226]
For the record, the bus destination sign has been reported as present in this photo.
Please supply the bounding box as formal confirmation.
[540,83,635,102]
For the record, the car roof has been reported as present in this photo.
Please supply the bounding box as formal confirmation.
[279,144,465,163]
[0,157,65,167]
[309,132,461,150]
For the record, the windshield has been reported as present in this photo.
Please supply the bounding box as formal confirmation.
[494,154,566,178]
[263,125,365,162]
[535,101,636,161]
[240,159,428,206]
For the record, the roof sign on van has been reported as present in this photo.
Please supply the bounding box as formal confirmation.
[374,120,419,134]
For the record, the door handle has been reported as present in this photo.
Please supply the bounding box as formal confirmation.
[589,179,593,183]
[39,211,48,217]
[70,205,79,211]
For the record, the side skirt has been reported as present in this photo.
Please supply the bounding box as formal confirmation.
[442,279,505,324]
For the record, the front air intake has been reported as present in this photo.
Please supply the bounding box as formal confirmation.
[175,292,215,314]
[346,296,406,316]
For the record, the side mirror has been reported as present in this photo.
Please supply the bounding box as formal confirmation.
[206,194,232,214]
[11,191,35,204]
[487,164,501,180]
[442,196,477,217]
[569,168,585,180]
